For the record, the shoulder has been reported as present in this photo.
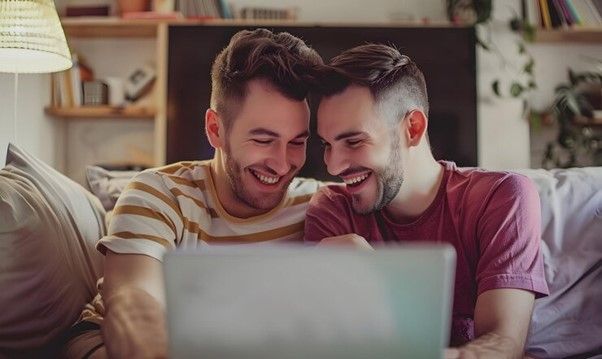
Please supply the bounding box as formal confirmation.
[135,161,210,190]
[446,163,538,203]
[308,183,350,209]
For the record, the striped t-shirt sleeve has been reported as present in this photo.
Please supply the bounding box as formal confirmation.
[97,170,184,261]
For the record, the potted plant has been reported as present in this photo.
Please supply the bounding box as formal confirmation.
[542,69,602,168]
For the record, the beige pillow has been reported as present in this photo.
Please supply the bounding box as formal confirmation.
[86,165,138,211]
[0,144,105,356]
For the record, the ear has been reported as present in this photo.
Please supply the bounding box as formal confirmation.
[205,109,224,149]
[401,110,428,147]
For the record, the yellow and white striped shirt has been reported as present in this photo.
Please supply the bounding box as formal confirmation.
[98,160,322,261]
[81,160,321,324]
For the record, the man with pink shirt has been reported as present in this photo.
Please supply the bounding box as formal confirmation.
[305,44,548,358]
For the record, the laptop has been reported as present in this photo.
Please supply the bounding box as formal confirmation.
[164,244,456,359]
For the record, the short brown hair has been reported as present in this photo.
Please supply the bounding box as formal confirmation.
[320,44,429,124]
[210,28,323,129]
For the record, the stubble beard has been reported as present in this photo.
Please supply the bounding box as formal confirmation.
[351,134,404,214]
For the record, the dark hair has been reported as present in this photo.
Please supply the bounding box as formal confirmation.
[210,28,323,129]
[319,44,429,123]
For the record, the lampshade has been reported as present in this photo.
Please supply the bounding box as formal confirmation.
[0,0,72,73]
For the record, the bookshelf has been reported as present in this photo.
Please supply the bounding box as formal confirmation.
[45,106,156,119]
[534,27,602,43]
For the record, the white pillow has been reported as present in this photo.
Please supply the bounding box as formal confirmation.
[86,165,138,211]
[0,144,105,355]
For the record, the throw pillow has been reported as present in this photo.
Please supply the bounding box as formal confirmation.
[0,143,105,356]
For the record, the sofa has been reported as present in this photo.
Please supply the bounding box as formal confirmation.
[0,143,600,358]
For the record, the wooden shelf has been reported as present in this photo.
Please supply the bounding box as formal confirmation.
[534,28,602,43]
[60,16,462,38]
[45,106,156,119]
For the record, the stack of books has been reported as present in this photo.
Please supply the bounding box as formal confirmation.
[176,0,232,19]
[523,0,602,29]
[51,54,83,108]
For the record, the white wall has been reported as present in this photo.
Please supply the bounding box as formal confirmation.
[0,73,59,168]
[2,0,600,173]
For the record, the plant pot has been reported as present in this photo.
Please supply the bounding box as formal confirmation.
[117,0,150,14]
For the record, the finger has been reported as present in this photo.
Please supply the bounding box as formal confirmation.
[445,348,460,359]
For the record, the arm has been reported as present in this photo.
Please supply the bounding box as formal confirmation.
[101,250,168,359]
[448,174,547,358]
[446,288,535,359]
[98,171,183,358]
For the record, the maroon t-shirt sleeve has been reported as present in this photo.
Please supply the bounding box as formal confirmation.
[475,174,549,297]
[304,185,355,243]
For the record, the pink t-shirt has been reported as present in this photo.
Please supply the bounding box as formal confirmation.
[304,161,549,345]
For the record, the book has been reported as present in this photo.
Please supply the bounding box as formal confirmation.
[563,0,582,25]
[121,11,183,19]
[554,0,571,26]
[585,0,602,25]
[526,0,542,28]
[574,0,599,25]
[539,0,552,28]
[547,0,564,28]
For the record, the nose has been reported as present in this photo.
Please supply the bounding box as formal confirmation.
[324,146,348,177]
[266,143,292,176]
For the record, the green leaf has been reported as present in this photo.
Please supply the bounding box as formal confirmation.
[518,42,526,54]
[510,82,524,97]
[476,35,491,51]
[522,25,536,42]
[523,58,534,74]
[492,80,501,97]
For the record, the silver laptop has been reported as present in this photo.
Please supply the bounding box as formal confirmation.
[164,244,455,359]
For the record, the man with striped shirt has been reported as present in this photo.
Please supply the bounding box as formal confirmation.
[65,28,324,358]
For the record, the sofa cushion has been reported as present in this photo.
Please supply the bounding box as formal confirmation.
[86,165,138,211]
[0,144,105,355]
[516,167,602,358]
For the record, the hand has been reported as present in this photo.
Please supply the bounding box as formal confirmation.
[445,333,517,359]
[317,234,374,250]
[102,287,168,359]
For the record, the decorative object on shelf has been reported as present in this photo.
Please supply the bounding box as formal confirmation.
[125,65,156,102]
[65,5,110,17]
[105,77,126,107]
[239,7,298,20]
[152,0,175,13]
[117,0,150,15]
[177,0,227,19]
[446,0,492,25]
[83,81,109,106]
[541,69,602,168]
[0,0,72,143]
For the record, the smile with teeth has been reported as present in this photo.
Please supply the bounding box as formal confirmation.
[343,172,371,186]
[250,169,280,185]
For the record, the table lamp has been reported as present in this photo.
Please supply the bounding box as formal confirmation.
[0,0,72,143]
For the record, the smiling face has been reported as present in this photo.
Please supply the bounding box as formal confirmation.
[318,85,405,214]
[222,79,310,212]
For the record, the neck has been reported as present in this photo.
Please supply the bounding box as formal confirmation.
[210,149,268,219]
[385,149,443,223]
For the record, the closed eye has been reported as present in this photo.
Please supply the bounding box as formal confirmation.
[346,139,363,146]
[253,139,273,145]
[289,140,306,146]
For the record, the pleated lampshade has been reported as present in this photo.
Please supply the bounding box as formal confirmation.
[0,0,72,73]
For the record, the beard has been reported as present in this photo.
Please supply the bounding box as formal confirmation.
[351,134,404,214]
[223,144,294,212]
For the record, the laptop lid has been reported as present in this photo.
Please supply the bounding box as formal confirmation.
[164,244,455,359]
